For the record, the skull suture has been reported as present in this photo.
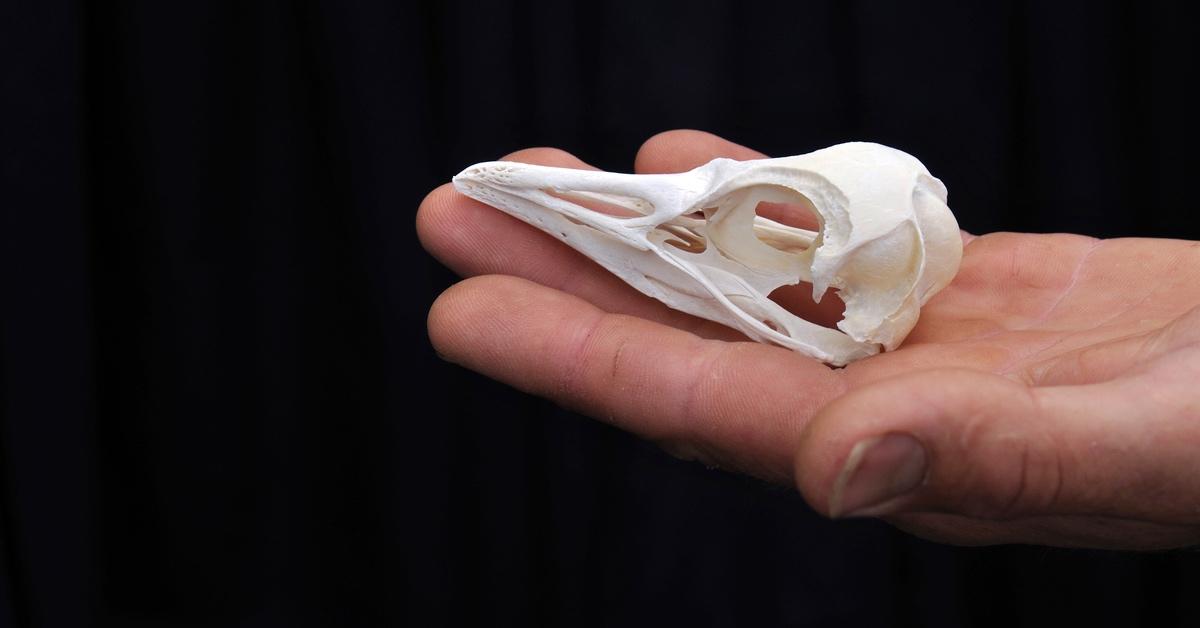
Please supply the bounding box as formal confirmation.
[452,142,962,366]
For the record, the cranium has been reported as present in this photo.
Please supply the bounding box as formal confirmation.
[452,142,962,366]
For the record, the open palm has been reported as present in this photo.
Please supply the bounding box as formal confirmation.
[419,130,1200,549]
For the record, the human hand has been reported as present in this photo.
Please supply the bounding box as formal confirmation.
[417,130,1200,550]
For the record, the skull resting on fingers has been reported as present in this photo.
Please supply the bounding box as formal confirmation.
[452,142,962,366]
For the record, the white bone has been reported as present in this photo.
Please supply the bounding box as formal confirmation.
[452,142,962,366]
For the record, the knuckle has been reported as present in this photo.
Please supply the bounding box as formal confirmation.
[556,313,606,404]
[963,438,1065,520]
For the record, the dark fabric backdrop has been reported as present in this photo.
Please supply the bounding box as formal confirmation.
[3,1,1199,627]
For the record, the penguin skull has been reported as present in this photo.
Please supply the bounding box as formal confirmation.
[452,142,962,366]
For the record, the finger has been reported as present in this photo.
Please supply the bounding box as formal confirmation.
[634,129,767,173]
[429,274,844,483]
[635,130,846,327]
[417,148,743,341]
[793,368,1200,524]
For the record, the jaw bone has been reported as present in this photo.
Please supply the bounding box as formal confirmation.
[452,142,962,366]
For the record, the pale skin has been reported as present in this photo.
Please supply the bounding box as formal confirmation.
[417,130,1200,550]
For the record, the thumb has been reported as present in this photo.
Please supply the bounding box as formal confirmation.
[793,368,1200,523]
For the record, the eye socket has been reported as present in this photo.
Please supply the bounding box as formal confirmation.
[696,184,816,280]
[754,199,819,231]
[752,193,820,254]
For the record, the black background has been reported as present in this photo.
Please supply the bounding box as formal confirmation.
[3,1,1200,627]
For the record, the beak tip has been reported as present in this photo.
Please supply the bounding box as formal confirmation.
[450,167,473,184]
[451,161,511,189]
[451,166,486,195]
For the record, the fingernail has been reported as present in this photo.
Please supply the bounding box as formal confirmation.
[829,432,927,518]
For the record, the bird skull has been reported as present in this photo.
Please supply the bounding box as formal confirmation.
[452,142,962,366]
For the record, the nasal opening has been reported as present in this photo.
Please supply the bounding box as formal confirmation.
[542,189,651,219]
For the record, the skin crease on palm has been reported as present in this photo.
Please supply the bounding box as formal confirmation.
[417,130,1200,550]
